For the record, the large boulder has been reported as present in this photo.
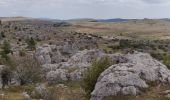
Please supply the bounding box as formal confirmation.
[91,52,170,100]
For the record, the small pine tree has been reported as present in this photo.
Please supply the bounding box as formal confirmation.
[27,37,36,51]
[0,40,11,60]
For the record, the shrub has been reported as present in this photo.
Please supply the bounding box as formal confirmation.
[81,57,112,99]
[151,53,170,69]
[119,39,130,49]
[15,56,43,85]
[1,66,12,89]
[19,49,27,57]
[0,40,11,60]
[161,54,170,69]
[26,37,36,51]
[0,31,5,38]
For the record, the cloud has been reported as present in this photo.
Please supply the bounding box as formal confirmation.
[0,0,169,19]
[140,0,170,4]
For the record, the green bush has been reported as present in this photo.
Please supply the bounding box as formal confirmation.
[81,57,112,99]
[0,40,11,60]
[151,53,170,69]
[161,54,170,69]
[26,37,36,51]
[19,48,27,57]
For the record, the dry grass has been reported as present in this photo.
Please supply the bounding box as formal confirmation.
[46,81,86,100]
[66,19,170,40]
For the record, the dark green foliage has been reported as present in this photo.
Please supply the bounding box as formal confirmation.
[151,53,170,69]
[14,26,18,30]
[119,39,130,48]
[119,39,145,49]
[1,67,12,89]
[158,45,168,52]
[81,57,112,99]
[0,31,5,38]
[26,37,36,51]
[19,49,26,57]
[0,40,11,60]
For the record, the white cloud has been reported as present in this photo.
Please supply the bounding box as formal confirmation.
[141,0,170,4]
[0,0,169,19]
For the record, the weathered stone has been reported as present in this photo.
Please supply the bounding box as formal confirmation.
[91,52,170,100]
[42,64,60,72]
[46,69,68,84]
[35,44,52,64]
[121,86,138,95]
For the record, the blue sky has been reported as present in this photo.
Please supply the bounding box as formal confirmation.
[0,0,170,19]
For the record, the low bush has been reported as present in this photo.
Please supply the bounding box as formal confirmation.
[81,57,112,99]
[16,56,43,85]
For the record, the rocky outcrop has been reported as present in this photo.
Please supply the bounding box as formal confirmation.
[35,44,52,64]
[61,49,105,69]
[44,49,128,82]
[91,52,170,100]
[42,64,60,72]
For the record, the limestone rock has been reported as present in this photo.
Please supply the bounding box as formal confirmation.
[64,49,105,68]
[46,69,68,84]
[91,52,170,100]
[35,44,52,64]
[42,64,60,72]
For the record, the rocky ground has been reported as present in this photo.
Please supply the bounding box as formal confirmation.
[0,19,170,100]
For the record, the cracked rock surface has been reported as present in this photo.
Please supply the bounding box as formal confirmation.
[91,52,170,100]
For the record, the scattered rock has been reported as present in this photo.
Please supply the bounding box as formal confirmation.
[46,69,69,84]
[32,83,48,99]
[42,64,60,72]
[22,92,30,99]
[162,90,170,95]
[69,69,83,80]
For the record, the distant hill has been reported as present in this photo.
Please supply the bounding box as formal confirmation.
[97,18,129,22]
[66,18,97,22]
[160,18,170,21]
[0,17,32,23]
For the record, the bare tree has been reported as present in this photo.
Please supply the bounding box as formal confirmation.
[9,55,43,85]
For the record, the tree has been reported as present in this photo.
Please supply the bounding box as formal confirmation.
[27,37,36,51]
[0,40,11,60]
[1,67,11,89]
[1,31,6,38]
[14,56,43,85]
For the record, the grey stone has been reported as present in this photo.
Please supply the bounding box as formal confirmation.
[46,69,68,84]
[91,52,170,100]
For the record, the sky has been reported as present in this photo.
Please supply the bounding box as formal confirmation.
[0,0,170,19]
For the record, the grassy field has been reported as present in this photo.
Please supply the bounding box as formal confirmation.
[63,19,170,40]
